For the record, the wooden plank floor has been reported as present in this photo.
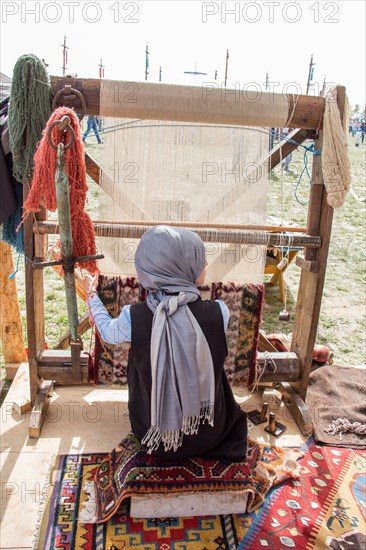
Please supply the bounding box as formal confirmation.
[0,364,306,549]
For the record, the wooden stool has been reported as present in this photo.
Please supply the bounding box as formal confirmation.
[264,247,300,302]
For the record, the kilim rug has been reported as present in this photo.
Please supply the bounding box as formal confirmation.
[90,276,263,388]
[36,433,302,549]
[35,437,366,550]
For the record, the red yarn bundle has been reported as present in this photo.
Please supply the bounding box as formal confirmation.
[23,107,99,275]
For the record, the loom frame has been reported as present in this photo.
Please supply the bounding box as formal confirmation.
[23,76,346,438]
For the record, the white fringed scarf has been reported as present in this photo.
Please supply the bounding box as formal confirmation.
[134,226,215,453]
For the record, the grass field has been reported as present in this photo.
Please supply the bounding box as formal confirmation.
[0,132,365,383]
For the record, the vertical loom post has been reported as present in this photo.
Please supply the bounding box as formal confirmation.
[55,143,82,381]
[23,183,43,404]
[291,85,346,400]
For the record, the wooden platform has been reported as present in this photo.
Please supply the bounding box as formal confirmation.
[0,365,306,548]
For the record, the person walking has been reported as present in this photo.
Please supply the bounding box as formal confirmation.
[82,115,102,144]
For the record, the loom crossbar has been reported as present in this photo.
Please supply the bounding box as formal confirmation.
[51,77,325,130]
[34,222,320,248]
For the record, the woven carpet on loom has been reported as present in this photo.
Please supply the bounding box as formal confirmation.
[90,277,263,388]
[35,435,366,550]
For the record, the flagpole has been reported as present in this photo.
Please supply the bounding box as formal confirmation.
[321,76,326,95]
[62,36,69,76]
[145,44,149,81]
[99,58,105,79]
[306,54,315,94]
[224,50,229,88]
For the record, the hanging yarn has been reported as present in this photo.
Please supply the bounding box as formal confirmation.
[322,87,352,208]
[22,107,99,275]
[2,181,24,253]
[8,54,53,183]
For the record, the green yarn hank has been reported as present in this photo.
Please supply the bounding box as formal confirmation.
[8,53,53,184]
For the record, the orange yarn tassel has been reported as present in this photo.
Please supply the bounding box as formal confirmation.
[23,107,99,275]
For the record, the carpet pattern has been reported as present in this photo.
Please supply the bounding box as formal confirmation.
[90,277,263,388]
[83,433,298,524]
[36,438,365,550]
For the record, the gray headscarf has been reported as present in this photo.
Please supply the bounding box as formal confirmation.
[135,225,215,453]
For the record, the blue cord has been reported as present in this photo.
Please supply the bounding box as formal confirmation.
[269,130,322,205]
[8,253,21,280]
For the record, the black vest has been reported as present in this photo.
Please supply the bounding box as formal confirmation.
[128,299,247,460]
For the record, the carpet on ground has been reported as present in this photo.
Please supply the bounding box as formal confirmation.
[306,365,366,448]
[34,435,365,550]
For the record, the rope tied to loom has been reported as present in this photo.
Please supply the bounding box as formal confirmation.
[322,86,352,208]
[8,54,53,183]
[21,107,99,275]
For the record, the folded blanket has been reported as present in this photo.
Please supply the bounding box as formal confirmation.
[306,365,366,448]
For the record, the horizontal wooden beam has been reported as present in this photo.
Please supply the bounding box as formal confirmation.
[39,349,90,364]
[51,76,325,130]
[34,221,320,248]
[38,350,90,383]
[38,365,89,384]
[37,349,300,385]
[257,352,300,382]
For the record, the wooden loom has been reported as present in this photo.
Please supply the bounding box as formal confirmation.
[24,76,347,438]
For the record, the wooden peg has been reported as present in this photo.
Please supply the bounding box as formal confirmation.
[248,402,268,425]
[264,412,287,437]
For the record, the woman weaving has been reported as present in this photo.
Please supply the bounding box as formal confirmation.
[84,225,248,460]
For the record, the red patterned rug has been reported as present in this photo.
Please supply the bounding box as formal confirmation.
[35,437,366,550]
[90,276,263,388]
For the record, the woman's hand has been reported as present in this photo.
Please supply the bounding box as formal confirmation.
[83,274,98,295]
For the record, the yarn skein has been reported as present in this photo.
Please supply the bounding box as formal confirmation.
[322,87,352,208]
[22,107,99,275]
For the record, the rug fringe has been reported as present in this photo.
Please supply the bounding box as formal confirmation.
[78,480,98,523]
[31,453,56,550]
